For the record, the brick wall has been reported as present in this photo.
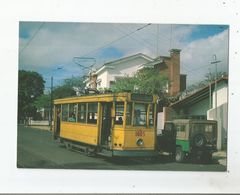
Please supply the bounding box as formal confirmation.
[156,49,181,96]
[169,49,181,96]
[163,107,177,121]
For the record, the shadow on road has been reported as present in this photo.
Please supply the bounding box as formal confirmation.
[101,154,221,166]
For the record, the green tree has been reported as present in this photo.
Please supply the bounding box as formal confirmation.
[53,85,76,99]
[34,94,51,110]
[135,67,168,96]
[33,76,86,118]
[111,75,137,93]
[112,67,168,96]
[63,76,86,88]
[18,70,45,121]
[53,76,86,99]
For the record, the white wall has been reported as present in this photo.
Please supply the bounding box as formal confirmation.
[207,103,228,150]
[209,82,228,149]
[96,71,108,89]
[97,56,151,89]
[212,81,228,108]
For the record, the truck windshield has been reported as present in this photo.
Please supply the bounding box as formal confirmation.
[193,123,215,132]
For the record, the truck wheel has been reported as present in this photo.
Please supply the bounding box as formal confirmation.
[175,147,184,163]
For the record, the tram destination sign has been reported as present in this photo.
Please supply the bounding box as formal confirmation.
[131,93,153,102]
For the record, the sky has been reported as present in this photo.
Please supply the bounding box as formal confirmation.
[19,22,229,90]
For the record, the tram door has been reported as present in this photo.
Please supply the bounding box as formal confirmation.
[100,102,112,148]
[54,105,61,139]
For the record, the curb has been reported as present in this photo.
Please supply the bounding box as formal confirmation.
[29,125,51,131]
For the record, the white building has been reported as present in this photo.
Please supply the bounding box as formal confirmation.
[85,53,154,89]
[85,49,186,96]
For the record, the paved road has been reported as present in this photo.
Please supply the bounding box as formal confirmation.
[17,125,226,171]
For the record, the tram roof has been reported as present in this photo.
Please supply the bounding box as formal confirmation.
[54,92,157,104]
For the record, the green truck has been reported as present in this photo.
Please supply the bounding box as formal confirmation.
[157,119,217,162]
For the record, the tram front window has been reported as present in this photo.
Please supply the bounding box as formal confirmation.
[115,102,124,125]
[133,103,147,126]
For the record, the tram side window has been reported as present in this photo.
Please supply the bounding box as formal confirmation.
[87,103,98,124]
[133,103,147,126]
[115,102,124,125]
[68,103,77,122]
[62,104,68,122]
[126,103,132,125]
[78,103,86,123]
[149,104,154,126]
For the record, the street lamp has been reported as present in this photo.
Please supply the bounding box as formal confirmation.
[50,67,63,131]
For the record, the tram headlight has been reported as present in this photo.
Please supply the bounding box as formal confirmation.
[136,138,144,146]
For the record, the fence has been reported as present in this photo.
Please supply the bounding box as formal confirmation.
[29,120,50,126]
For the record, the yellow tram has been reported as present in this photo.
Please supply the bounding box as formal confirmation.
[53,92,158,157]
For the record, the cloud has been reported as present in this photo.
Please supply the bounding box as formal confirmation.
[180,29,229,84]
[19,23,196,70]
[19,22,123,71]
[19,22,229,87]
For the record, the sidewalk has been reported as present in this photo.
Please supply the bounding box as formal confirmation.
[213,150,227,166]
[213,150,227,158]
[28,125,51,131]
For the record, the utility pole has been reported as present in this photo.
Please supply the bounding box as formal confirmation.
[50,67,63,131]
[211,54,221,118]
[211,54,221,150]
[50,76,53,131]
[208,68,212,109]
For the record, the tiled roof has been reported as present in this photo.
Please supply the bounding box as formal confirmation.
[170,76,228,108]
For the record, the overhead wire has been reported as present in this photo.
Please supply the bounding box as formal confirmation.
[121,24,167,55]
[19,22,45,56]
[125,24,174,54]
[182,64,209,77]
[78,23,152,58]
[19,22,223,83]
[115,24,213,78]
[111,24,156,54]
[130,24,172,46]
[111,23,216,77]
[124,24,170,44]
[125,24,172,42]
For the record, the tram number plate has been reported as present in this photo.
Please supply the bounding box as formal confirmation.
[135,129,145,137]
